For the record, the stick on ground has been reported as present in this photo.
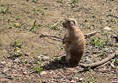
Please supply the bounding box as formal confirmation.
[79,51,118,68]
[39,31,98,41]
[84,31,98,38]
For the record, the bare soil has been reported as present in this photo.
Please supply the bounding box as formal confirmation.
[0,0,118,83]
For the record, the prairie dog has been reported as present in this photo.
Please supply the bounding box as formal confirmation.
[62,18,85,66]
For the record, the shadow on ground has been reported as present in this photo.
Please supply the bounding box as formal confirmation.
[42,56,73,70]
[42,56,87,72]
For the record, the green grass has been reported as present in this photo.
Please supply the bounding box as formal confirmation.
[86,69,97,83]
[12,40,23,57]
[89,37,106,48]
[56,0,64,3]
[0,6,11,15]
[114,59,118,65]
[29,20,41,32]
[47,22,60,30]
[70,0,79,8]
[13,23,23,28]
[32,66,43,73]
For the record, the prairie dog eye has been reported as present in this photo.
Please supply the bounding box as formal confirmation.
[67,20,71,23]
[68,20,76,26]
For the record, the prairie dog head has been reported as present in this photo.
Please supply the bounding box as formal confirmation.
[62,18,78,29]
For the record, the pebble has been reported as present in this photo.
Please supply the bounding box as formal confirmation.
[104,26,111,31]
[85,57,92,64]
[23,71,28,75]
[40,71,47,75]
[3,68,9,72]
[111,81,118,83]
[13,58,20,63]
[1,61,6,65]
[70,80,76,83]
[79,78,84,82]
[38,54,50,61]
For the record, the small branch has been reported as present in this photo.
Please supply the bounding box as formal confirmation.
[84,31,98,38]
[39,34,62,42]
[107,14,118,19]
[39,31,98,42]
[40,34,61,39]
[79,51,118,68]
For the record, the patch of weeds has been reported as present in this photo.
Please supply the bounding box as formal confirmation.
[89,37,106,48]
[70,0,79,8]
[9,23,23,29]
[32,8,37,12]
[47,22,60,30]
[16,16,21,20]
[78,69,96,83]
[87,69,97,83]
[29,20,41,33]
[32,8,41,12]
[26,0,29,2]
[88,74,96,83]
[104,32,114,47]
[32,66,43,73]
[55,57,61,61]
[114,59,118,65]
[0,6,11,15]
[12,40,22,48]
[12,40,23,57]
[56,0,63,3]
[13,23,23,28]
[43,7,48,10]
[32,0,38,3]
[32,8,42,14]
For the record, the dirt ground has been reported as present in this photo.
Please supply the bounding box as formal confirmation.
[0,0,118,83]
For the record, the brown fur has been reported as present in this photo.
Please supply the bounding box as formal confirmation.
[62,18,85,66]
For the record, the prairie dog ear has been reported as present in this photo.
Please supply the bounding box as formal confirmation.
[70,20,76,25]
[70,19,77,26]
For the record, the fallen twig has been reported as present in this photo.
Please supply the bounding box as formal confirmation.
[79,51,118,68]
[107,14,118,19]
[39,34,62,42]
[84,31,98,38]
[39,31,98,42]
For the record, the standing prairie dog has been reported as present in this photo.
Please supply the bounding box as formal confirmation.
[62,18,117,68]
[62,18,85,66]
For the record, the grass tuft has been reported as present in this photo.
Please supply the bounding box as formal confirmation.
[32,66,43,73]
[29,20,41,32]
[0,6,11,15]
[12,40,23,57]
[89,37,106,48]
[70,0,79,8]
